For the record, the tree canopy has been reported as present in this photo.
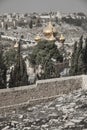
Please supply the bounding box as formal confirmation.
[4,48,17,69]
[70,36,87,76]
[29,40,63,79]
[9,41,28,87]
[0,44,7,89]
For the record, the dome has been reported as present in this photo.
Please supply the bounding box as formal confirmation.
[59,34,65,41]
[43,22,57,34]
[14,42,19,48]
[34,35,41,42]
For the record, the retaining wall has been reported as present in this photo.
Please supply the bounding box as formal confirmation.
[0,75,86,109]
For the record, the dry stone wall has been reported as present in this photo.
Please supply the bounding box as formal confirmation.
[0,75,86,108]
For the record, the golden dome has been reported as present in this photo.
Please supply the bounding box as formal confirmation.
[34,35,41,42]
[59,34,65,41]
[14,41,19,48]
[43,22,57,34]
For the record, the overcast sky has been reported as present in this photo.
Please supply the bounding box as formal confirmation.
[0,0,87,14]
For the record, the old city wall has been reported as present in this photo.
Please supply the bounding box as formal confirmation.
[0,75,86,110]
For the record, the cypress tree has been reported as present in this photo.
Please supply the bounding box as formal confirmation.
[77,51,84,75]
[9,40,28,88]
[76,35,84,75]
[70,35,87,76]
[0,44,7,89]
[82,38,87,74]
[69,41,78,75]
[29,19,33,29]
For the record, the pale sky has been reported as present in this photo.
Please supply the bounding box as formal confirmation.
[0,0,87,14]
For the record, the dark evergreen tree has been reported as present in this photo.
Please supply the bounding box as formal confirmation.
[77,35,83,55]
[76,35,84,75]
[36,18,41,27]
[0,44,7,89]
[29,19,33,29]
[9,40,28,87]
[0,34,1,41]
[69,41,78,75]
[82,38,87,74]
[69,35,87,76]
[5,23,8,30]
[4,48,17,69]
[55,17,58,24]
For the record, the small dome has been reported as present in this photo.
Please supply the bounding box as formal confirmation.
[34,35,41,42]
[59,34,65,41]
[43,22,57,34]
[14,42,19,48]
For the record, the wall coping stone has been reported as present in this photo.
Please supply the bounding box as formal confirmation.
[0,75,87,93]
[0,84,36,93]
[0,74,87,112]
[36,75,83,85]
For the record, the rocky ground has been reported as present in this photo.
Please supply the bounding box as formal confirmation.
[0,89,87,130]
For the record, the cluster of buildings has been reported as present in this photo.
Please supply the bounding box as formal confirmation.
[0,11,87,83]
[0,13,66,52]
[0,12,86,63]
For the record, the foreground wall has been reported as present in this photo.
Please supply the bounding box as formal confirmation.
[0,75,85,109]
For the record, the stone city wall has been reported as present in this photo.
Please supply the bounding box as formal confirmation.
[0,75,85,110]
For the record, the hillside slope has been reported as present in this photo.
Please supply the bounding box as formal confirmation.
[0,89,87,130]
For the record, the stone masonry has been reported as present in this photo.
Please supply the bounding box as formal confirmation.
[0,75,87,109]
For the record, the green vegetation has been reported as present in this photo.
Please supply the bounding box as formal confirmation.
[29,40,63,79]
[5,23,8,30]
[29,19,33,29]
[0,44,7,89]
[70,36,87,76]
[4,48,17,69]
[9,41,28,88]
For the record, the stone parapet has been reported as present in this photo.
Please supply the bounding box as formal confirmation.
[0,75,86,110]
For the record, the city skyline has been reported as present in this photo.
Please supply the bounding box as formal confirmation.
[0,0,87,14]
